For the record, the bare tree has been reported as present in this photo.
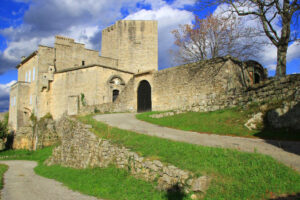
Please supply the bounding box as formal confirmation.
[171,14,260,64]
[195,0,300,76]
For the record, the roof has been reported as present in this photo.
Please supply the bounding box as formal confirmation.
[16,51,38,69]
[55,64,135,75]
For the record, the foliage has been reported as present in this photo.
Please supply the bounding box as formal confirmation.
[94,107,100,113]
[136,106,300,141]
[30,112,38,125]
[195,0,300,76]
[78,115,300,199]
[0,113,9,139]
[80,93,87,106]
[172,14,260,64]
[0,121,8,139]
[3,113,8,127]
[0,164,8,192]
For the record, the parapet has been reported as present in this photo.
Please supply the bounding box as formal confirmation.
[55,36,75,46]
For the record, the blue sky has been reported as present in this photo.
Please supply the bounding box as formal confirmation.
[0,0,299,111]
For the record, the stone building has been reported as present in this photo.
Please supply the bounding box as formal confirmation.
[9,20,266,130]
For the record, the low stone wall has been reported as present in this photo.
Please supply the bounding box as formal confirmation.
[45,117,210,196]
[79,103,113,115]
[182,74,300,112]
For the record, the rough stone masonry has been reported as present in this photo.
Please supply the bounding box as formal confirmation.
[45,117,211,197]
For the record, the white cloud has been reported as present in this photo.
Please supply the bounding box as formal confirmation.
[266,64,277,71]
[0,0,142,73]
[126,6,194,68]
[172,0,195,8]
[287,42,300,62]
[0,80,16,112]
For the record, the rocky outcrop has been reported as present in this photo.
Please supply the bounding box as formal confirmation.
[45,117,210,196]
[244,112,263,130]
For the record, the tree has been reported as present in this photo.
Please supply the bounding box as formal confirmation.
[172,14,260,64]
[195,0,300,76]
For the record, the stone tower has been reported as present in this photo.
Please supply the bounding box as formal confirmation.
[101,20,158,73]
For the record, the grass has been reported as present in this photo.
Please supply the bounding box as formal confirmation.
[0,163,8,198]
[0,148,170,200]
[78,114,300,200]
[136,107,300,141]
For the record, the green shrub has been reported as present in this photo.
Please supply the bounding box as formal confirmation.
[0,121,7,139]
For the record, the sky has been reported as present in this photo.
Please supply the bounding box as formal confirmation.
[0,0,299,112]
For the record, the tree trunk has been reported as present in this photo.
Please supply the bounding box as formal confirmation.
[276,44,288,76]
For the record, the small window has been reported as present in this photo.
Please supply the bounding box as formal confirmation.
[112,90,119,102]
[82,61,85,66]
[28,70,31,82]
[32,67,35,81]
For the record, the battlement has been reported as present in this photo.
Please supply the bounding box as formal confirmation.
[55,36,75,46]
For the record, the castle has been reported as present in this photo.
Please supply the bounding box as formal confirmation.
[9,20,266,130]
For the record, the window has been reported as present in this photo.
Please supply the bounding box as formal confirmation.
[32,67,35,81]
[82,61,85,66]
[25,72,28,82]
[14,96,16,106]
[28,70,31,82]
[112,90,119,102]
[30,95,32,105]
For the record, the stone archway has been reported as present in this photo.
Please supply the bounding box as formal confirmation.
[137,80,152,112]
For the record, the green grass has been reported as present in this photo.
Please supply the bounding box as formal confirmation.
[0,148,170,200]
[136,107,300,141]
[78,114,300,200]
[0,163,8,195]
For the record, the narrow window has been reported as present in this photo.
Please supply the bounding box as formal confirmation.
[28,70,31,82]
[25,72,28,82]
[32,67,35,81]
[82,61,85,66]
[14,96,16,106]
[112,90,119,102]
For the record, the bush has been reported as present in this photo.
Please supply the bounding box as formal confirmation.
[0,121,7,139]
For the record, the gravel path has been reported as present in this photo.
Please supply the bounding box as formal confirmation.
[0,160,99,200]
[94,113,300,172]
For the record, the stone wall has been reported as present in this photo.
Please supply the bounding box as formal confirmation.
[45,117,210,196]
[12,117,60,150]
[92,57,258,113]
[186,74,300,113]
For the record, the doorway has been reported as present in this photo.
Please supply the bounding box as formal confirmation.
[137,80,152,112]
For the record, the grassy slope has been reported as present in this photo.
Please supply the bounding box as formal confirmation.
[136,107,300,141]
[78,115,300,200]
[0,148,167,200]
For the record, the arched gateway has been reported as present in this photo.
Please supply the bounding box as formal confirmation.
[137,80,152,112]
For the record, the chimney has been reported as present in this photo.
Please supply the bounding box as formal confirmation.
[21,56,26,61]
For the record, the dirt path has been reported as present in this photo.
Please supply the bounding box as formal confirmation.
[0,160,99,200]
[94,113,300,172]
